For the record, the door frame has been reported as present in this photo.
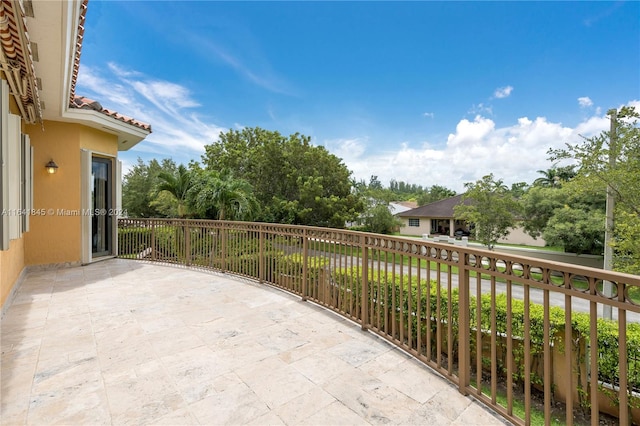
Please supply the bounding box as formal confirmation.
[81,150,120,264]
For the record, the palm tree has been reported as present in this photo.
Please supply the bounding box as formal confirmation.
[533,168,560,187]
[157,165,192,217]
[190,171,258,220]
[534,165,576,188]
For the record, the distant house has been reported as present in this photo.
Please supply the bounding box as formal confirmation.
[397,195,470,237]
[389,201,418,215]
[397,195,545,246]
[1,0,151,310]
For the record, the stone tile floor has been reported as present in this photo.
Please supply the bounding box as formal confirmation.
[1,259,507,425]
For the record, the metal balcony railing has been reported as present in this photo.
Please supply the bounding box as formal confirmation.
[118,218,640,426]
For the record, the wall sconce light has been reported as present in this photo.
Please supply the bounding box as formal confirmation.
[45,160,58,174]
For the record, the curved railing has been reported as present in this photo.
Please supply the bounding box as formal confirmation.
[118,218,640,425]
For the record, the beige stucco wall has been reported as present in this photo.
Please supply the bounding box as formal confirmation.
[401,216,547,248]
[398,217,432,236]
[498,226,546,247]
[23,121,118,266]
[0,237,25,308]
[25,121,82,265]
[79,125,118,155]
[1,83,27,308]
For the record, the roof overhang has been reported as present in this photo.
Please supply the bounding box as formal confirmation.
[4,0,150,150]
[62,107,151,151]
[0,0,42,123]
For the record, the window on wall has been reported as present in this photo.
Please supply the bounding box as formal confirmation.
[0,80,33,250]
[0,79,7,250]
[408,218,420,227]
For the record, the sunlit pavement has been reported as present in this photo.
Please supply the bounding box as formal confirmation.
[1,259,507,425]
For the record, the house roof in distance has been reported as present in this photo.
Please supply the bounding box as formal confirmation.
[397,194,470,219]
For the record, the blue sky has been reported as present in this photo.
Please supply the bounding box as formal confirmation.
[77,1,639,192]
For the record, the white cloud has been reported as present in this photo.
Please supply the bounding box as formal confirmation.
[493,85,514,99]
[468,103,493,116]
[578,96,593,108]
[190,34,297,96]
[77,63,226,171]
[76,63,636,195]
[423,112,434,118]
[332,105,630,193]
[324,137,367,160]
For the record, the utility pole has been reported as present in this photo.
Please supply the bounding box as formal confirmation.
[602,109,616,320]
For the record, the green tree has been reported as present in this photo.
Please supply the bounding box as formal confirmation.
[543,206,604,255]
[202,127,364,227]
[611,210,640,274]
[368,175,383,190]
[520,181,605,254]
[149,191,180,218]
[122,158,177,218]
[533,165,576,187]
[157,164,192,218]
[550,106,640,273]
[188,170,258,220]
[416,185,457,206]
[454,174,521,250]
[363,204,402,235]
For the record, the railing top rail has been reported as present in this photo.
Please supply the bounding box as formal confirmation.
[118,217,639,278]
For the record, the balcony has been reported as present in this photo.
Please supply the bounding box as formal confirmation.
[3,218,639,425]
[1,259,503,424]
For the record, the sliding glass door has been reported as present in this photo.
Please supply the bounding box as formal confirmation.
[91,157,112,257]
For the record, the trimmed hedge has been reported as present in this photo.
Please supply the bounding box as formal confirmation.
[329,266,639,410]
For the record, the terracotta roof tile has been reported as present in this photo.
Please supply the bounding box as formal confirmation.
[71,96,152,132]
[0,0,42,123]
[2,0,150,133]
[68,0,87,105]
[68,1,150,133]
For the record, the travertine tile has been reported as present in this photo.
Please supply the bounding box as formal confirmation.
[375,358,448,403]
[151,406,200,425]
[291,350,360,385]
[322,373,419,425]
[1,259,505,426]
[146,325,206,355]
[452,400,507,425]
[328,336,390,367]
[27,380,111,425]
[161,346,231,404]
[31,354,102,394]
[247,410,287,425]
[188,380,270,424]
[272,386,336,424]
[401,403,457,425]
[300,400,369,425]
[247,365,317,409]
[422,386,476,421]
[358,345,413,376]
[103,361,185,425]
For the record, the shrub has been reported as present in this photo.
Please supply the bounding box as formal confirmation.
[331,265,640,411]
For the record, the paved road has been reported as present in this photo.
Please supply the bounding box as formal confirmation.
[312,250,640,323]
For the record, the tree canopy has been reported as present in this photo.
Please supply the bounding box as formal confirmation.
[550,106,640,273]
[187,169,259,221]
[157,164,192,218]
[201,127,364,228]
[122,158,178,218]
[454,174,521,250]
[520,182,605,254]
